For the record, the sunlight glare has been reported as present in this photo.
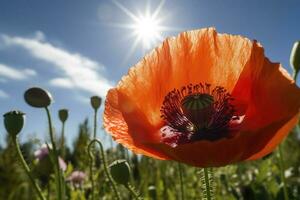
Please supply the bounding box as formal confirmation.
[112,0,168,50]
[133,15,161,48]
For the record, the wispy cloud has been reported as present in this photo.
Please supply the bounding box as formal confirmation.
[0,63,37,80]
[1,32,113,97]
[49,77,73,89]
[0,89,9,99]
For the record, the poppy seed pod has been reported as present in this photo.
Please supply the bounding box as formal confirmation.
[3,110,25,136]
[290,41,300,78]
[58,109,68,123]
[90,96,102,110]
[24,87,52,108]
[109,159,131,185]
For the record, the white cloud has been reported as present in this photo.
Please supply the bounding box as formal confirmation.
[0,90,9,99]
[1,33,113,97]
[49,77,73,88]
[0,63,37,80]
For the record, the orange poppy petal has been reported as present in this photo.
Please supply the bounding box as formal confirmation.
[247,114,299,160]
[230,43,300,157]
[104,88,169,160]
[145,114,293,167]
[232,42,300,130]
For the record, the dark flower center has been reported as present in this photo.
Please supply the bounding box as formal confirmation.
[160,83,239,146]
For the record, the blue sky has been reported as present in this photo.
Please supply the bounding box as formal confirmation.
[0,0,299,147]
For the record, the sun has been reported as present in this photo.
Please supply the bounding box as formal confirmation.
[113,0,169,50]
[132,14,162,48]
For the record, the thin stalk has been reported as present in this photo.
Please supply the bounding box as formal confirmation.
[12,135,46,200]
[88,144,95,200]
[88,107,98,200]
[200,168,214,200]
[45,107,64,200]
[89,159,95,200]
[60,122,65,157]
[93,108,98,139]
[203,168,212,200]
[278,145,289,200]
[125,184,142,200]
[178,163,185,200]
[88,139,121,200]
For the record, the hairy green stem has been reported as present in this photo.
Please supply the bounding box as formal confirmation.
[125,184,142,200]
[45,107,64,200]
[203,168,212,200]
[178,163,185,200]
[12,135,46,200]
[88,139,121,200]
[278,145,289,200]
[200,168,214,200]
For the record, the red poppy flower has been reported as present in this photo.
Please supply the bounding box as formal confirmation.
[104,28,300,167]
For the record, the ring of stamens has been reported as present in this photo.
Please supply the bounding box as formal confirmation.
[160,83,238,146]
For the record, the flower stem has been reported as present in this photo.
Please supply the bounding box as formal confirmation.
[125,184,142,200]
[278,145,289,200]
[88,139,121,200]
[204,168,212,200]
[45,107,64,200]
[12,135,46,200]
[60,121,65,157]
[93,108,98,139]
[200,168,214,200]
[178,163,185,200]
[88,152,95,200]
[88,107,99,200]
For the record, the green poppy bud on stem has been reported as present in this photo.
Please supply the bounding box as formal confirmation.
[290,41,300,80]
[90,96,102,110]
[3,110,25,136]
[109,159,131,185]
[24,87,53,108]
[58,109,68,123]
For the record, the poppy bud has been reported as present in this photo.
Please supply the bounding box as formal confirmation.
[290,41,300,79]
[24,87,52,108]
[90,96,102,110]
[58,109,68,123]
[3,110,25,136]
[109,159,131,185]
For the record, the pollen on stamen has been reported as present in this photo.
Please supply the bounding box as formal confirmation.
[160,83,239,146]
